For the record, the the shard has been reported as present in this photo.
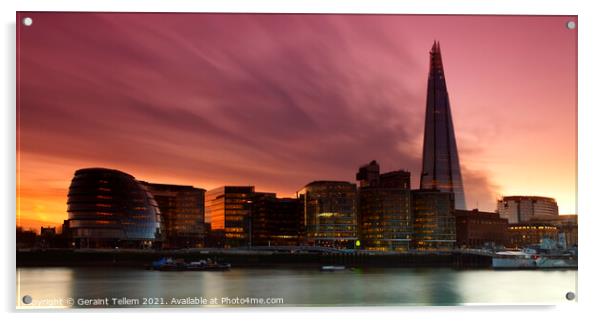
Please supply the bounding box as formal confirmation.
[419,41,467,210]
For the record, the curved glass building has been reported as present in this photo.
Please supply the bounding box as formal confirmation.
[66,168,161,248]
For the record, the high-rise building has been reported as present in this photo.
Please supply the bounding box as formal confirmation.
[65,168,161,248]
[142,182,206,249]
[297,181,357,248]
[356,160,412,251]
[356,160,380,188]
[454,209,508,248]
[419,41,467,210]
[411,189,456,250]
[497,196,559,223]
[251,194,304,246]
[205,186,254,248]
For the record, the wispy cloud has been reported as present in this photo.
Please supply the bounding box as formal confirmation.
[17,13,576,227]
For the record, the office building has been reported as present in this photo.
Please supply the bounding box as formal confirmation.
[356,160,412,251]
[252,194,304,246]
[454,209,508,248]
[497,196,559,223]
[205,186,254,248]
[529,214,578,247]
[411,189,456,250]
[297,181,357,248]
[507,222,558,248]
[142,182,206,249]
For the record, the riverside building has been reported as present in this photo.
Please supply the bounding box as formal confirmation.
[356,160,412,251]
[205,186,254,248]
[251,194,304,246]
[454,209,508,248]
[65,168,161,248]
[142,182,206,249]
[297,181,357,248]
[411,189,456,250]
[497,196,559,223]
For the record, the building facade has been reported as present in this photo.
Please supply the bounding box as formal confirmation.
[205,186,254,248]
[297,181,357,248]
[142,182,206,249]
[411,189,456,250]
[65,168,161,248]
[454,209,508,248]
[529,214,578,247]
[40,226,56,237]
[497,196,559,223]
[356,161,412,251]
[506,222,558,248]
[16,227,36,249]
[251,194,304,246]
[419,41,467,210]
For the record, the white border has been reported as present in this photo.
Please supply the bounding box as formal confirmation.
[2,1,600,321]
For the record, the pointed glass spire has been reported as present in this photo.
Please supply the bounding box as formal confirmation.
[420,41,467,210]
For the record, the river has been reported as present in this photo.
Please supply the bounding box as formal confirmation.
[16,267,577,307]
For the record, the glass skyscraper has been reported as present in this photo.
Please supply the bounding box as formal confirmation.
[420,41,467,210]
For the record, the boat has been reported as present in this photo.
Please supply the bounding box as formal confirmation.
[534,254,577,269]
[492,251,577,269]
[150,258,231,271]
[185,260,231,271]
[493,235,577,269]
[320,265,346,271]
[492,251,538,269]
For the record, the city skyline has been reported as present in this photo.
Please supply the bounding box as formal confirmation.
[17,13,577,231]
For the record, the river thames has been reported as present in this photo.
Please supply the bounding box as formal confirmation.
[16,267,577,308]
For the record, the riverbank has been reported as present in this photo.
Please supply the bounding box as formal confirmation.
[16,249,492,269]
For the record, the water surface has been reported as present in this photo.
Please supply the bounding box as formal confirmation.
[16,267,577,308]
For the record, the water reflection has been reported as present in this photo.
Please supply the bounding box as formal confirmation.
[17,268,75,309]
[16,267,576,308]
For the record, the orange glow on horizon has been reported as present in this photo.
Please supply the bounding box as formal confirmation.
[16,14,577,232]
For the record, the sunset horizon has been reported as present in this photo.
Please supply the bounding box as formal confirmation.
[17,13,577,232]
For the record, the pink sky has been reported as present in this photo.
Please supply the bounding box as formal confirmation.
[16,13,577,230]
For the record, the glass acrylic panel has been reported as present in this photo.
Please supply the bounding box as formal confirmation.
[16,12,577,308]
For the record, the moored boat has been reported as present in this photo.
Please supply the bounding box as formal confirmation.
[493,234,577,270]
[150,258,231,271]
[534,255,577,269]
[493,250,577,269]
[185,260,231,271]
[492,251,538,269]
[320,265,346,271]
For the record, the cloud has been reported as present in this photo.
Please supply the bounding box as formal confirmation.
[461,166,500,212]
[17,13,568,226]
[18,13,427,196]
